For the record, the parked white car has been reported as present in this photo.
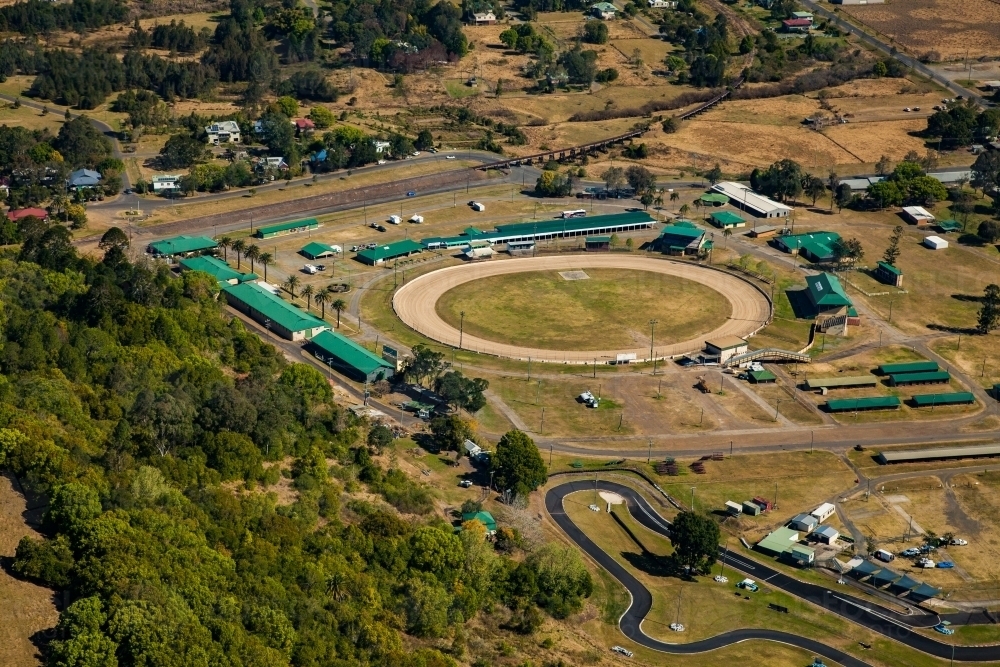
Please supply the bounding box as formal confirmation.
[303,264,319,274]
[951,538,968,546]
[918,557,935,568]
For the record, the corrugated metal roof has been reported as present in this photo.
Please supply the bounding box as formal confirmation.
[309,330,393,375]
[748,369,776,382]
[756,527,799,555]
[911,392,975,407]
[149,235,217,255]
[776,231,840,251]
[710,211,745,225]
[356,239,424,263]
[705,336,747,351]
[878,361,938,374]
[421,212,655,247]
[888,371,950,386]
[826,396,901,411]
[255,217,319,237]
[876,261,902,276]
[222,282,327,333]
[878,444,1000,463]
[806,273,852,307]
[179,255,253,283]
[805,376,877,389]
[300,242,338,258]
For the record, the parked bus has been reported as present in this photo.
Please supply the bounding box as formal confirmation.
[561,209,587,219]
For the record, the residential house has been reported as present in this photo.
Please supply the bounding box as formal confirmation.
[151,175,181,193]
[205,120,241,145]
[374,141,391,154]
[471,11,497,24]
[294,118,315,135]
[67,168,101,190]
[591,2,617,19]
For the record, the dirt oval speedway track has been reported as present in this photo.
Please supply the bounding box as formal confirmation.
[392,256,772,363]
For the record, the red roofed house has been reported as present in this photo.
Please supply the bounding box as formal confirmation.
[294,118,315,135]
[7,207,48,221]
[782,18,812,32]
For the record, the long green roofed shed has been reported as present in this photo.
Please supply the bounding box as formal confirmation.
[255,217,320,239]
[306,330,394,382]
[826,396,901,412]
[222,282,328,341]
[356,239,424,265]
[148,235,217,256]
[877,361,938,375]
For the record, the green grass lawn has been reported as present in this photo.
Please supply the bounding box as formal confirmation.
[436,268,732,350]
[444,80,479,99]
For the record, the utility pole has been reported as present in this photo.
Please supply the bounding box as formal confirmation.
[647,439,652,463]
[690,487,696,512]
[550,444,553,466]
[649,319,658,365]
[774,481,778,510]
[459,311,465,350]
[540,407,545,434]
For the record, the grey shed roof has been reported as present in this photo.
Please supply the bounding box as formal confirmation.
[878,444,1000,464]
[791,513,818,526]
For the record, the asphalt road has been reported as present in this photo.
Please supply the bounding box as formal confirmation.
[547,479,1000,664]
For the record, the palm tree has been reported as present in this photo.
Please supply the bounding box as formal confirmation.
[654,189,664,210]
[693,199,703,218]
[244,243,260,274]
[283,275,300,297]
[301,284,315,310]
[332,298,347,328]
[314,288,329,319]
[217,236,232,262]
[231,238,246,269]
[257,252,272,281]
[679,203,690,218]
[670,190,680,208]
[723,227,733,248]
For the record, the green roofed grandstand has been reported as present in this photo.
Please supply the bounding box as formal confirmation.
[656,223,707,255]
[709,211,746,228]
[877,361,938,375]
[826,396,901,412]
[300,242,340,259]
[221,282,328,341]
[805,273,852,313]
[356,239,424,265]
[421,212,655,249]
[774,231,841,262]
[699,192,729,206]
[911,392,975,407]
[147,235,217,256]
[179,255,256,285]
[254,217,320,239]
[888,371,950,386]
[306,330,394,382]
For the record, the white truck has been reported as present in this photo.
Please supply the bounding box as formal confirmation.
[410,214,424,223]
[388,215,402,225]
[471,201,485,212]
[874,549,895,563]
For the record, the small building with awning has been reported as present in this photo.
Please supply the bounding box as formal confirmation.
[709,210,746,228]
[300,242,341,259]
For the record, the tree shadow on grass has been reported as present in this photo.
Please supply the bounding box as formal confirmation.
[926,323,980,335]
[951,293,984,303]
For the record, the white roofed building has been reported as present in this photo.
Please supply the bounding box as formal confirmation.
[206,120,241,145]
[711,182,792,218]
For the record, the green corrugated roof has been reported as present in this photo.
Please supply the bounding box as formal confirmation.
[876,261,902,276]
[826,396,901,411]
[421,212,655,248]
[700,193,729,204]
[659,224,705,240]
[912,392,974,407]
[149,235,217,255]
[799,241,834,260]
[300,242,338,258]
[356,239,424,263]
[179,255,253,283]
[255,217,319,237]
[806,273,852,307]
[878,361,938,374]
[586,235,611,243]
[222,282,328,333]
[309,330,392,375]
[889,371,950,385]
[710,211,745,225]
[462,510,497,532]
[748,369,776,382]
[777,231,840,252]
[757,526,799,555]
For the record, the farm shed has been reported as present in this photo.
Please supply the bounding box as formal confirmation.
[826,396,901,412]
[804,376,877,391]
[656,223,707,255]
[877,444,1000,464]
[874,261,903,287]
[877,361,938,375]
[464,440,483,458]
[789,514,818,533]
[178,256,256,285]
[742,501,762,516]
[923,235,948,250]
[789,545,815,564]
[585,235,611,251]
[903,206,935,225]
[811,503,836,523]
[813,526,839,544]
[356,239,425,265]
[148,235,218,257]
[725,501,742,516]
[300,242,341,259]
[911,392,975,407]
[756,527,800,556]
[711,182,791,218]
[306,330,394,383]
[749,225,778,238]
[222,282,328,341]
[748,369,776,384]
[254,217,320,239]
[709,211,746,228]
[704,336,748,364]
[888,371,950,387]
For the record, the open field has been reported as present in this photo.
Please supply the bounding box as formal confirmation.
[436,268,731,350]
[0,474,58,667]
[0,103,70,133]
[841,0,1000,60]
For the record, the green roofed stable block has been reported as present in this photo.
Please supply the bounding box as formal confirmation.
[255,217,320,239]
[710,211,745,228]
[179,255,255,285]
[888,371,950,387]
[878,361,938,375]
[300,242,340,259]
[222,282,328,341]
[148,235,217,256]
[826,396,901,412]
[356,239,424,265]
[307,330,394,383]
[421,212,655,249]
[775,231,840,254]
[911,392,974,407]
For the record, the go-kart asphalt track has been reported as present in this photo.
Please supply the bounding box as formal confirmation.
[392,255,772,364]
[546,478,1000,666]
